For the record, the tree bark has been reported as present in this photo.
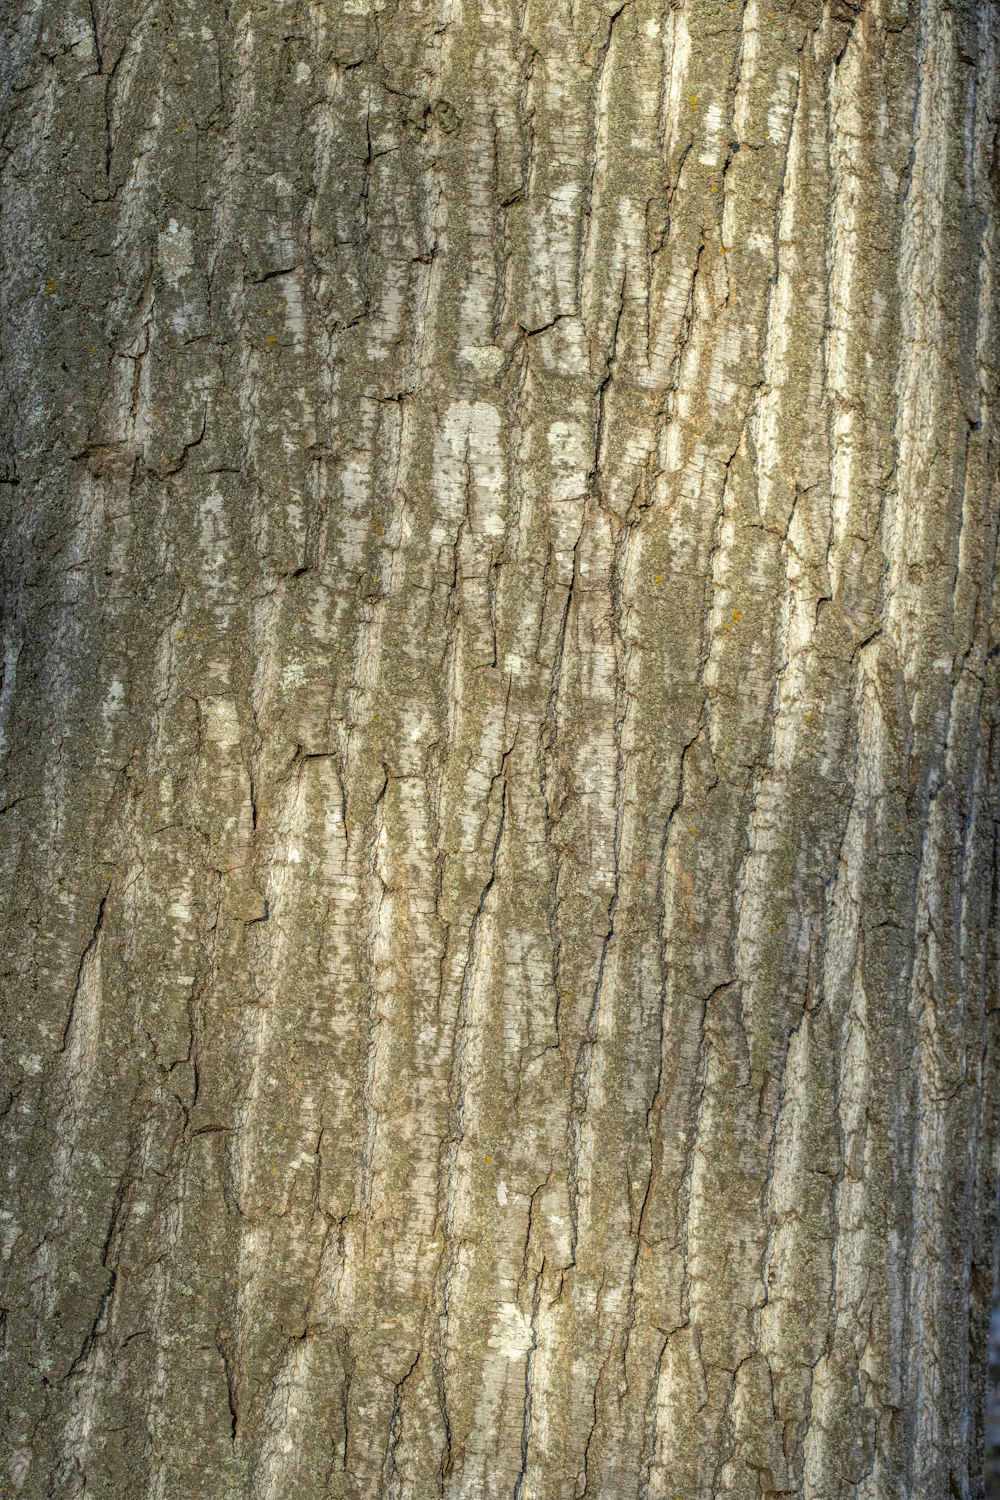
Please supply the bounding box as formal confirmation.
[1,0,998,1495]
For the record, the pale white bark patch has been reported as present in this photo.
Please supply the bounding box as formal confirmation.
[156,219,193,286]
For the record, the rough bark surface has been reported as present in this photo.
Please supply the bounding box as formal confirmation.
[0,0,998,1496]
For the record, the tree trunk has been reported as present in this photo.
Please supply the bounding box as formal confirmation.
[1,0,998,1495]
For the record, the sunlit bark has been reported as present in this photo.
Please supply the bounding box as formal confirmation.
[0,0,998,1495]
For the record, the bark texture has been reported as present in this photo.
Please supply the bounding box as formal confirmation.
[1,0,999,1496]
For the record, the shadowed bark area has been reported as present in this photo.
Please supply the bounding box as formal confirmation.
[0,0,998,1496]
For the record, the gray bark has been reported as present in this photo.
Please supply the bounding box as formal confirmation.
[0,0,998,1496]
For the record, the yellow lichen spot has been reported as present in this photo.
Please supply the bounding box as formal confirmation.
[763,130,770,138]
[719,245,727,254]
[731,609,741,622]
[175,116,186,132]
[688,94,698,107]
[372,714,379,722]
[690,826,698,837]
[44,277,57,295]
[88,346,98,356]
[371,572,378,583]
[805,710,814,723]
[484,1153,493,1163]
[266,335,278,345]
[654,574,662,583]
